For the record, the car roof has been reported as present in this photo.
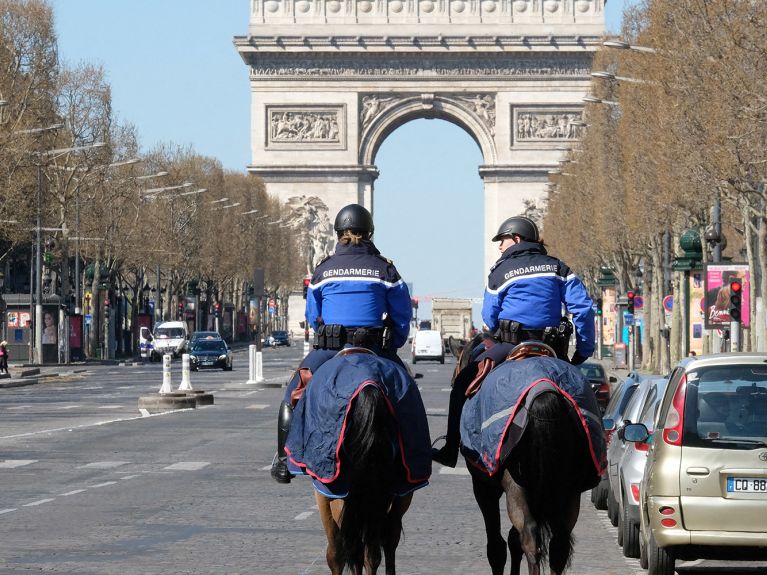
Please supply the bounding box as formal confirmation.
[678,353,767,371]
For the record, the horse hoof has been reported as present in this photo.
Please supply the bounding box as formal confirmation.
[431,446,458,468]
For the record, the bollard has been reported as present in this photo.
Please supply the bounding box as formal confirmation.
[303,340,310,357]
[159,354,173,394]
[256,349,264,383]
[178,353,193,391]
[246,344,258,384]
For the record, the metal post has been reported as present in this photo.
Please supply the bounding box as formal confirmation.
[628,325,635,372]
[34,164,43,364]
[730,321,741,352]
[178,353,193,390]
[712,194,722,263]
[159,353,173,394]
[303,313,310,357]
[74,188,81,314]
[156,263,161,324]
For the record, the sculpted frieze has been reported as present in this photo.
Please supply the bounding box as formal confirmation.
[513,108,583,143]
[251,54,592,79]
[267,106,345,148]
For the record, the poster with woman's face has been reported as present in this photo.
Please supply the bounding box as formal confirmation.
[704,264,750,329]
[42,310,57,345]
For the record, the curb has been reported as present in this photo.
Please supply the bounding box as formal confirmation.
[0,378,39,389]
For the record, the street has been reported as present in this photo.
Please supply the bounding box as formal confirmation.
[0,346,762,574]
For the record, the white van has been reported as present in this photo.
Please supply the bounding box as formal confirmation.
[152,321,189,359]
[139,327,154,360]
[412,330,444,364]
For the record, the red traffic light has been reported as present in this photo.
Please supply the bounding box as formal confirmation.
[730,279,742,293]
[627,291,635,300]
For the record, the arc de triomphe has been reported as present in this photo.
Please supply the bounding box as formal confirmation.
[235,0,604,317]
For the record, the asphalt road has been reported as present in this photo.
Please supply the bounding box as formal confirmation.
[0,344,763,574]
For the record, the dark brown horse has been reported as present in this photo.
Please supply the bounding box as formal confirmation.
[315,383,413,575]
[453,339,595,575]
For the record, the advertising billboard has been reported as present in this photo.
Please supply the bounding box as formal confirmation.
[704,263,750,329]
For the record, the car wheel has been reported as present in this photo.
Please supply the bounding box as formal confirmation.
[224,365,232,371]
[622,501,640,558]
[412,358,417,364]
[647,528,675,575]
[439,356,444,364]
[592,477,608,510]
[607,483,619,526]
[639,525,649,569]
[616,497,624,547]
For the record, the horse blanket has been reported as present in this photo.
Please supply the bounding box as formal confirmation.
[460,356,606,484]
[285,352,432,497]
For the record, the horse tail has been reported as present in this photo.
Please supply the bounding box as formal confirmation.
[518,390,582,566]
[336,384,397,570]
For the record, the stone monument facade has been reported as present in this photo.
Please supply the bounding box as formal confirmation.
[235,0,604,327]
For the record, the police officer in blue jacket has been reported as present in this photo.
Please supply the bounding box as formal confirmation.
[432,215,595,467]
[270,203,412,484]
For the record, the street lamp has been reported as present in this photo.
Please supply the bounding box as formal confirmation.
[602,40,657,54]
[591,71,649,85]
[583,95,619,106]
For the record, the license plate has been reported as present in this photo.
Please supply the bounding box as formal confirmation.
[727,477,767,493]
[202,361,214,366]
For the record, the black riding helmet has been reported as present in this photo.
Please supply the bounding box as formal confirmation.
[491,216,539,243]
[334,204,374,237]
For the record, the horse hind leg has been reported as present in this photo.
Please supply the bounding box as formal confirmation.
[382,494,412,575]
[507,527,523,575]
[503,472,542,575]
[471,474,507,575]
[316,493,344,575]
[548,494,580,575]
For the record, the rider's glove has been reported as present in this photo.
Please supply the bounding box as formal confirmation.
[570,352,588,365]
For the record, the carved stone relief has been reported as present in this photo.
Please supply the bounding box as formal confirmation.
[267,106,345,148]
[454,94,496,135]
[513,108,583,144]
[283,195,335,274]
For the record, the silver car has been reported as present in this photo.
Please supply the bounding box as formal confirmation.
[614,376,669,558]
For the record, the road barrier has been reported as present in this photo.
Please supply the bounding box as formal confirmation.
[178,353,193,391]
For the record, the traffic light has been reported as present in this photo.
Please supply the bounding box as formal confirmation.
[729,279,742,322]
[627,291,635,315]
[302,278,310,299]
[596,298,603,316]
[214,302,221,318]
[177,301,184,318]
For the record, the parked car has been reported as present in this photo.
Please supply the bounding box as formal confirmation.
[270,330,291,347]
[613,376,669,558]
[188,339,232,371]
[412,329,444,364]
[624,354,767,574]
[591,372,643,512]
[152,321,189,359]
[578,361,617,412]
[190,330,222,345]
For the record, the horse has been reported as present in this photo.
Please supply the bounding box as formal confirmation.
[285,349,431,575]
[455,341,604,575]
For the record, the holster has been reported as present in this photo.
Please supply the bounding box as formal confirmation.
[314,324,347,350]
[542,317,573,361]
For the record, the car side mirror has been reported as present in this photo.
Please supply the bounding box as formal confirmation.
[623,423,650,443]
[609,376,617,383]
[602,417,616,431]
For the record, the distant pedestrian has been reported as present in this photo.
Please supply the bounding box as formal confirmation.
[688,350,697,357]
[0,340,8,374]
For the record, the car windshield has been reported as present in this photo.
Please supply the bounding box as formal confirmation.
[192,341,226,352]
[192,332,220,340]
[155,327,184,338]
[272,331,288,338]
[684,365,767,448]
[579,364,605,380]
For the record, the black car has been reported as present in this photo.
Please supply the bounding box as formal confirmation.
[189,339,232,371]
[270,330,291,347]
[578,361,616,412]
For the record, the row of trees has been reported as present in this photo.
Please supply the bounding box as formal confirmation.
[0,0,305,356]
[542,0,767,373]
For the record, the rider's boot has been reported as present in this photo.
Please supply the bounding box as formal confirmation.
[432,364,477,468]
[270,401,294,484]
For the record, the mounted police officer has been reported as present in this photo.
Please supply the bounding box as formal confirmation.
[431,215,596,467]
[270,203,413,484]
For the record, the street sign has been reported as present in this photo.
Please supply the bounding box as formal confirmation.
[634,295,644,310]
[84,314,93,326]
[662,295,673,312]
[624,313,635,326]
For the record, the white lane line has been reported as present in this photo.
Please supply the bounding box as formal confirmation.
[438,466,470,476]
[243,390,260,396]
[97,405,125,410]
[294,511,314,521]
[78,461,130,469]
[60,489,87,496]
[162,462,210,471]
[23,498,55,507]
[80,386,103,390]
[0,460,37,469]
[7,405,31,410]
[91,481,117,488]
[427,408,446,414]
[246,404,269,410]
[440,388,452,392]
[119,475,141,480]
[260,464,272,471]
[0,508,17,515]
[57,405,82,410]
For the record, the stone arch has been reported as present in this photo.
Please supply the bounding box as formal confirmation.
[359,93,497,167]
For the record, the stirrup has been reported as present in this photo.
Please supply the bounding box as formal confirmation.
[430,435,458,468]
[270,453,293,484]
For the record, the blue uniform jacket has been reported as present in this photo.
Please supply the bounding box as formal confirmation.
[306,240,412,349]
[482,241,595,357]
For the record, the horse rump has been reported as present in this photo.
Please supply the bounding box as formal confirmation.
[336,384,397,570]
[510,390,590,568]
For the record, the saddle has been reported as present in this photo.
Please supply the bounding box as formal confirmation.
[290,347,377,407]
[465,340,557,398]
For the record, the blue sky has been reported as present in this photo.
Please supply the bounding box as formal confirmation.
[52,0,635,324]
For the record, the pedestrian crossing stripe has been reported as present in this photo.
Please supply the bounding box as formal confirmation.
[0,460,37,468]
[162,462,210,471]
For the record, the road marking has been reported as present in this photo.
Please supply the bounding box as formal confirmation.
[246,404,269,410]
[294,511,314,520]
[23,498,55,507]
[80,386,103,390]
[0,460,37,468]
[242,390,260,396]
[7,405,31,410]
[119,475,141,480]
[92,481,117,488]
[427,408,446,414]
[0,508,17,515]
[78,461,129,469]
[97,405,125,409]
[59,489,87,496]
[57,405,82,410]
[438,466,470,476]
[260,464,272,471]
[440,388,452,392]
[163,462,210,471]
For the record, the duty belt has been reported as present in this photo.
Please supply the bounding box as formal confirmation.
[495,320,546,345]
[314,324,384,350]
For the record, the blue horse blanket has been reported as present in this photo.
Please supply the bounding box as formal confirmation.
[460,356,606,482]
[285,352,432,497]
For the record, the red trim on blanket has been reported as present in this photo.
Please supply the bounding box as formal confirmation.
[286,379,430,485]
[467,378,603,477]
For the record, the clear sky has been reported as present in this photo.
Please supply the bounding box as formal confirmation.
[51,0,636,324]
